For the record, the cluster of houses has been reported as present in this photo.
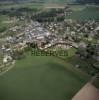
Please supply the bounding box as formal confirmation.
[43,19,99,40]
[42,19,99,61]
[0,21,52,64]
[24,21,50,43]
[0,19,99,66]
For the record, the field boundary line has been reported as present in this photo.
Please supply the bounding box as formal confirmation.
[0,60,15,76]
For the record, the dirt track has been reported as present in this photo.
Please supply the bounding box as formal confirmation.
[72,82,99,100]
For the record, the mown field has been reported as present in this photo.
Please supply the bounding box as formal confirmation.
[0,51,90,100]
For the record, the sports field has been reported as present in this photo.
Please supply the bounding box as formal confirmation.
[0,52,90,100]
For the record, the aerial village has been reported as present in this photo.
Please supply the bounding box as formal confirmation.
[0,5,99,75]
[0,1,99,100]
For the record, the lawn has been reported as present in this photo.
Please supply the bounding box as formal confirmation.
[0,51,90,100]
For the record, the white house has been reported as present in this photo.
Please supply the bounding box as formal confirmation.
[3,55,12,64]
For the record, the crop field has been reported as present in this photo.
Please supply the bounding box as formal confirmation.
[44,0,71,3]
[70,5,86,11]
[0,3,99,21]
[0,15,9,28]
[0,3,43,9]
[66,6,99,20]
[0,51,90,100]
[0,53,3,65]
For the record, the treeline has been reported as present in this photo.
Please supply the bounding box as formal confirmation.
[0,27,7,33]
[0,7,39,17]
[32,9,65,22]
[76,0,99,4]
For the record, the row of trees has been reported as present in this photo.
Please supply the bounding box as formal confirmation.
[32,9,65,22]
[12,42,38,60]
[0,27,7,33]
[76,0,99,4]
[76,43,97,59]
[0,7,39,18]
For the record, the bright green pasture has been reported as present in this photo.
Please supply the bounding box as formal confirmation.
[0,52,90,100]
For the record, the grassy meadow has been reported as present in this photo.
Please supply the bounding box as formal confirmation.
[66,6,99,20]
[0,51,90,100]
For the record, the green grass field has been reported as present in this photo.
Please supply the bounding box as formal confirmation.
[0,3,43,9]
[0,15,9,29]
[44,0,72,3]
[0,51,90,100]
[0,3,99,21]
[66,6,99,20]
